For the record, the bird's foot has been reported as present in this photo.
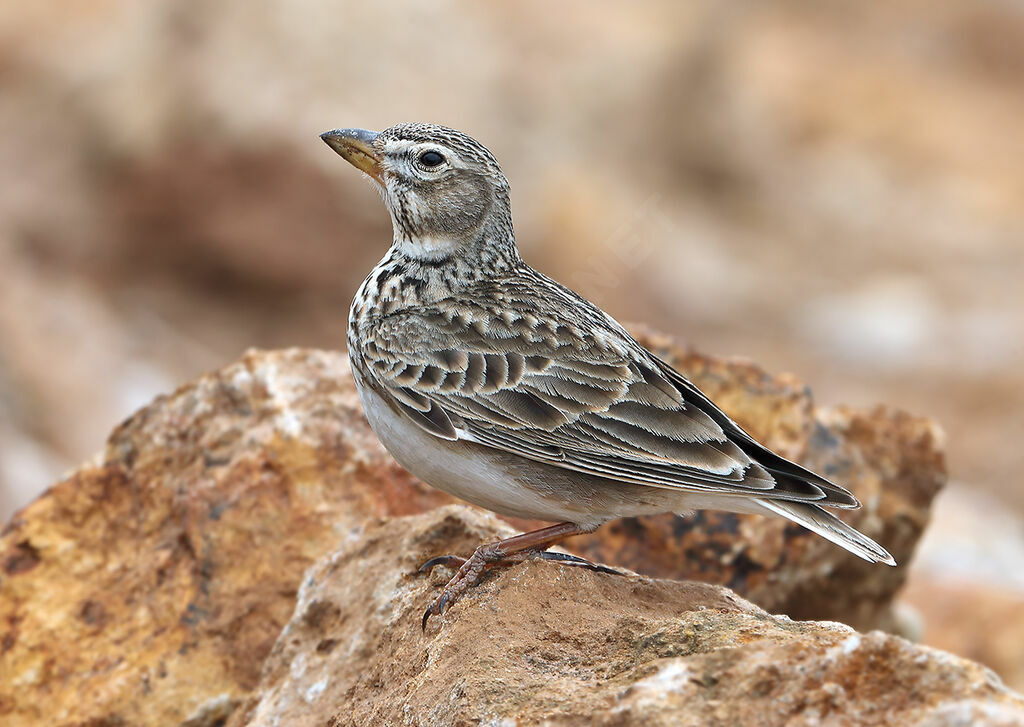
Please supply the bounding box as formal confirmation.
[420,541,501,630]
[418,546,620,630]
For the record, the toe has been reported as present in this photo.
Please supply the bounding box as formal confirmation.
[418,554,467,573]
[537,551,622,575]
[421,591,452,631]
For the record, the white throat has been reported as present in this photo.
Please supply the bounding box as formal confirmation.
[393,234,461,262]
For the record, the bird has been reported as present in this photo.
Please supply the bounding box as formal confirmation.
[320,122,895,629]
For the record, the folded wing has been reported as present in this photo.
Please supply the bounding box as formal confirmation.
[361,298,858,509]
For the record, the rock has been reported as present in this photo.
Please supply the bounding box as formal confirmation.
[0,349,445,726]
[0,343,946,724]
[229,506,1024,727]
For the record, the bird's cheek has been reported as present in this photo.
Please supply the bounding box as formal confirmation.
[403,191,430,227]
[381,181,407,214]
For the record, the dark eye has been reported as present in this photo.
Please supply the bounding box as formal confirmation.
[418,150,445,168]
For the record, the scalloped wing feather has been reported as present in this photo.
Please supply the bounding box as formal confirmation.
[359,296,857,507]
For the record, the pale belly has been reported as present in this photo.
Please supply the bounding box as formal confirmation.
[351,367,765,527]
[354,369,588,522]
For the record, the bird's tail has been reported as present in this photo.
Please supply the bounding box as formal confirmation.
[755,498,896,565]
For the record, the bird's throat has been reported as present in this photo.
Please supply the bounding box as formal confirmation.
[393,234,461,263]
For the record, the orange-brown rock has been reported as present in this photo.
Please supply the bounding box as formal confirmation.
[0,340,945,725]
[0,349,441,725]
[228,506,1024,727]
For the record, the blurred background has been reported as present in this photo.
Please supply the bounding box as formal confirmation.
[1,0,1022,685]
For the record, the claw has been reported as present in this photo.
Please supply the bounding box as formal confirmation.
[418,554,467,573]
[422,591,451,631]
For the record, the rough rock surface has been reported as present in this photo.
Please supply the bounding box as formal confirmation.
[230,506,1024,727]
[0,341,946,725]
[0,349,442,725]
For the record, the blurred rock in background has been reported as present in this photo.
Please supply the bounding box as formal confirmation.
[1,0,1022,689]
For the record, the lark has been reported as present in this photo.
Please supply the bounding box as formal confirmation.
[321,123,894,628]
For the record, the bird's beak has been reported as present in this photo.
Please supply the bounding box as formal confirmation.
[320,128,383,184]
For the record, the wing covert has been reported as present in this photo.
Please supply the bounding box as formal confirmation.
[358,302,835,504]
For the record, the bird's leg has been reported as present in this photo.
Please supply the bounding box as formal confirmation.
[419,548,619,577]
[419,521,601,629]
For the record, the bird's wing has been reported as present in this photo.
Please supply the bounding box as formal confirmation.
[361,296,856,508]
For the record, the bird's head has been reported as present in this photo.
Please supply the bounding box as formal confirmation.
[321,123,515,264]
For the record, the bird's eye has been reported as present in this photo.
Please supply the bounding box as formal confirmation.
[418,150,445,168]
